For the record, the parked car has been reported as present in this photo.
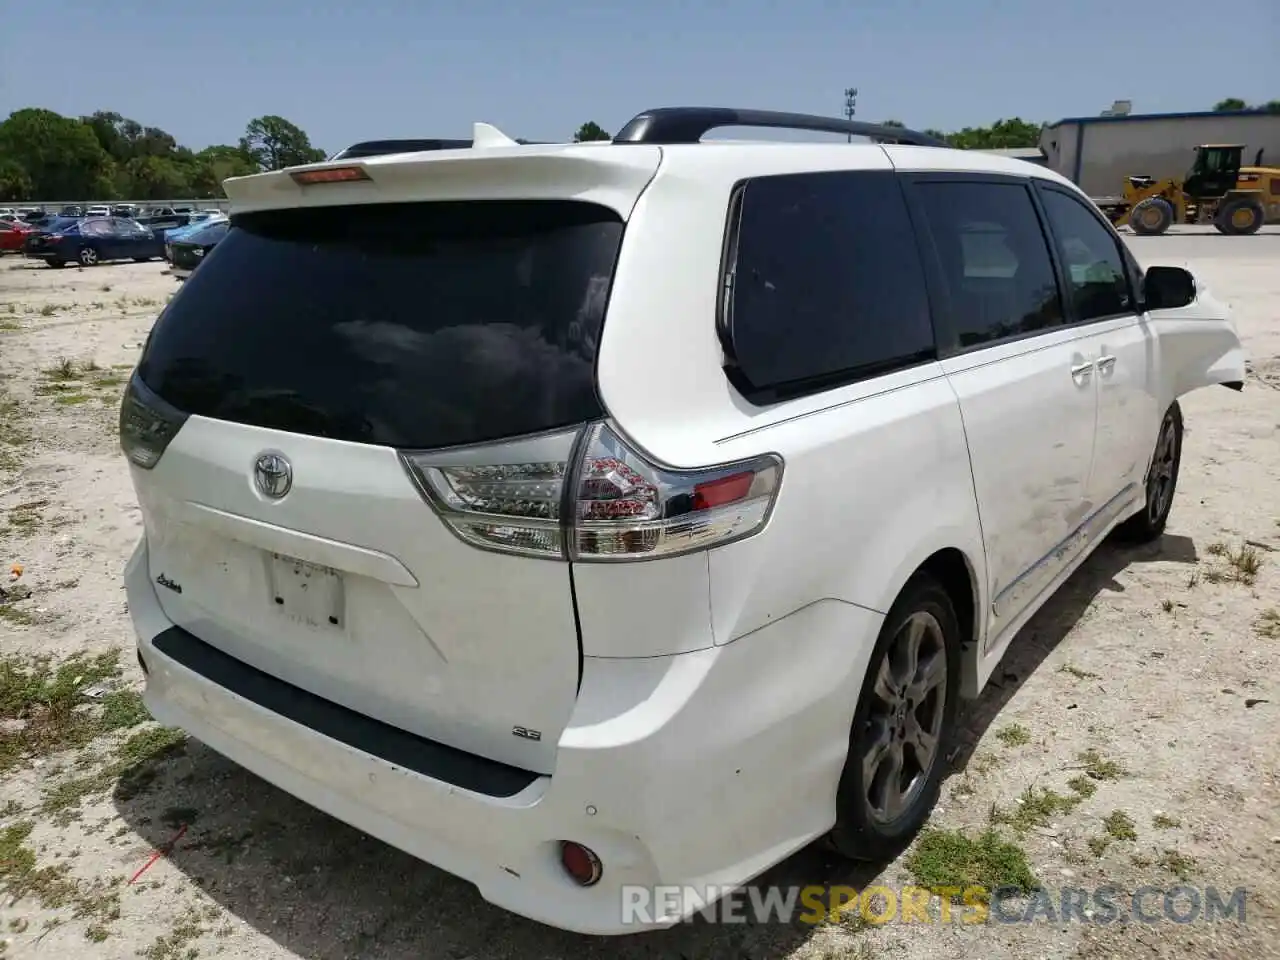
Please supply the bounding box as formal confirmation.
[163,219,206,262]
[135,206,191,239]
[118,107,1245,936]
[26,216,163,267]
[0,218,36,253]
[17,212,62,229]
[59,205,84,217]
[168,218,229,278]
[19,216,83,251]
[163,215,227,260]
[86,205,111,218]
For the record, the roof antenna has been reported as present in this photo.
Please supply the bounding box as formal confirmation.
[472,122,519,148]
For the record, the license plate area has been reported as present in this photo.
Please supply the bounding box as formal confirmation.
[268,553,345,629]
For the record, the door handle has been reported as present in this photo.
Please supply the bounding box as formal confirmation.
[1097,355,1117,372]
[1070,361,1095,383]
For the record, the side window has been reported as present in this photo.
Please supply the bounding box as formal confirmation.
[726,170,935,392]
[82,220,110,237]
[1038,189,1132,321]
[914,181,1064,348]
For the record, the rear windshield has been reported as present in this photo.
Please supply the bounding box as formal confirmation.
[138,200,622,450]
[185,220,229,244]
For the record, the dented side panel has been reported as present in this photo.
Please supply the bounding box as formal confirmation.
[1147,283,1247,405]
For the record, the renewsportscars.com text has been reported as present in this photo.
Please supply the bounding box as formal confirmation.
[620,884,1248,926]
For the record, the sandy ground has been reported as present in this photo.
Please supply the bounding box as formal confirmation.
[0,228,1277,960]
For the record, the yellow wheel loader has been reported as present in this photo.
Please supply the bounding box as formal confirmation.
[1098,145,1279,236]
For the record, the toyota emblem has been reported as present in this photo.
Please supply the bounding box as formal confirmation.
[254,453,293,499]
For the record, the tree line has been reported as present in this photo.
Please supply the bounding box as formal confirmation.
[1214,98,1280,112]
[6,101,1275,202]
[0,109,326,202]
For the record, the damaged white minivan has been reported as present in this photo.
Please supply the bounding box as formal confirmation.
[120,108,1246,935]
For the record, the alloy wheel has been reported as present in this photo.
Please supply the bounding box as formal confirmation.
[1147,412,1178,523]
[861,611,948,823]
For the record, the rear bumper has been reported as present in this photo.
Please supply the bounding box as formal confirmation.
[124,538,881,935]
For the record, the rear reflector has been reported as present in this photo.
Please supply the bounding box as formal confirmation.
[289,166,370,185]
[559,841,602,886]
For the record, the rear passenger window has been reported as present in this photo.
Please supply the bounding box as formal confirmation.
[725,170,935,394]
[1038,189,1133,321]
[914,182,1063,348]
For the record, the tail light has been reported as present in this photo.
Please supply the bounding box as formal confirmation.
[119,376,188,469]
[401,422,782,562]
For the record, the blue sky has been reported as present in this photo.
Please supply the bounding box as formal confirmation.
[3,0,1277,152]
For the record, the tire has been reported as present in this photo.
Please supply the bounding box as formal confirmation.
[78,245,99,266]
[1214,198,1265,236]
[827,572,961,861]
[1114,401,1183,543]
[1129,197,1174,236]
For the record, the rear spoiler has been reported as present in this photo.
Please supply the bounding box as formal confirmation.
[222,134,663,217]
[329,123,548,160]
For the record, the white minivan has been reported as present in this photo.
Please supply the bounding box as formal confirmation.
[120,108,1245,935]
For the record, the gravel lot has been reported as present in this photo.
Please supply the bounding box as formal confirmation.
[1,228,1278,959]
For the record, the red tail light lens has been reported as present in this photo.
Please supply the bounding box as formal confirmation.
[400,423,782,561]
[290,166,370,185]
[570,423,782,560]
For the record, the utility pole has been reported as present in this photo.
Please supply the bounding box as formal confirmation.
[844,88,858,141]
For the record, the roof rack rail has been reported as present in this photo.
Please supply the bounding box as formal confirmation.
[611,107,947,148]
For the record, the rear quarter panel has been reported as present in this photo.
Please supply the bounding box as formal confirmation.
[706,368,987,647]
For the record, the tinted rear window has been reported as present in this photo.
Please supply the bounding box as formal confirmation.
[185,220,229,244]
[138,200,622,449]
[725,170,935,396]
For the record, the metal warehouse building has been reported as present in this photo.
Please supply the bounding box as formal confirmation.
[1039,108,1280,197]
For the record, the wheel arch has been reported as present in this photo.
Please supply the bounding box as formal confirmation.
[874,540,987,699]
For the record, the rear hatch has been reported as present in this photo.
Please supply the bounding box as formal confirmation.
[124,147,660,774]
